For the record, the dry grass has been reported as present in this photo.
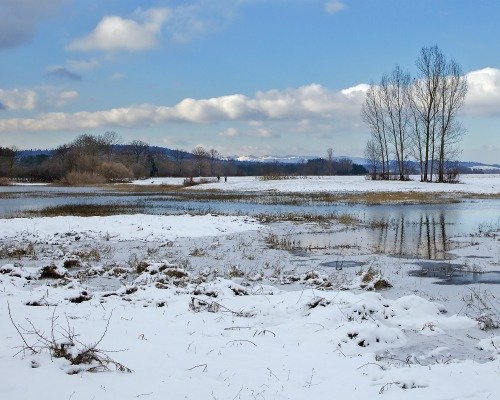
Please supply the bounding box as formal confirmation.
[0,177,13,186]
[24,203,145,217]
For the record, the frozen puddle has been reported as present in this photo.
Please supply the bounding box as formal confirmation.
[320,260,365,269]
[408,261,500,285]
[83,276,122,291]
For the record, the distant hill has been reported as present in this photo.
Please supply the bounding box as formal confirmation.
[14,147,498,173]
[230,154,369,165]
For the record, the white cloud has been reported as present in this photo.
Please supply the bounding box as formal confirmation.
[0,86,80,111]
[0,83,367,132]
[219,127,240,137]
[464,67,500,117]
[324,0,347,14]
[68,8,170,52]
[2,67,499,133]
[0,88,37,110]
[47,90,79,108]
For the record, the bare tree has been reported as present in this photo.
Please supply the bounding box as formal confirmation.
[101,131,122,161]
[326,148,334,175]
[436,59,468,182]
[192,146,209,176]
[413,46,446,181]
[209,148,220,176]
[381,66,411,180]
[128,140,149,163]
[361,83,389,178]
[364,139,380,179]
[363,46,467,183]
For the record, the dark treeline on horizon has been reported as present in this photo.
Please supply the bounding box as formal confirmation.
[0,133,367,184]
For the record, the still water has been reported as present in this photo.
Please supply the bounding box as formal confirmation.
[1,186,498,261]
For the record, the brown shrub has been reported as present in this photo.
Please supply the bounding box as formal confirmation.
[60,171,107,186]
[96,161,133,182]
[0,177,12,186]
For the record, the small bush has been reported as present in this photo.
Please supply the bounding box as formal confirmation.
[96,161,133,182]
[0,177,12,186]
[259,174,297,181]
[60,171,106,186]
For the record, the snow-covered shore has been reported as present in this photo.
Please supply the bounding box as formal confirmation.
[0,214,260,242]
[1,210,499,399]
[132,174,500,195]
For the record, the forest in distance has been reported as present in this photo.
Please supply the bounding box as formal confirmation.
[0,134,368,185]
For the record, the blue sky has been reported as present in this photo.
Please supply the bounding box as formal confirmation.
[0,0,499,162]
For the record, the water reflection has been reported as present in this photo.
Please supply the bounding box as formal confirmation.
[408,262,500,285]
[292,212,459,260]
[372,211,452,259]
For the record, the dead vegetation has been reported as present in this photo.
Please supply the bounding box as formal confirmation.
[0,243,36,259]
[25,203,145,217]
[7,305,131,374]
[461,288,500,330]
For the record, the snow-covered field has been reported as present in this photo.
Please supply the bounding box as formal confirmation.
[0,214,260,242]
[132,174,500,194]
[1,209,500,399]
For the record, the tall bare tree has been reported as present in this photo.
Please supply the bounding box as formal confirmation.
[381,66,411,180]
[326,148,334,175]
[192,145,209,176]
[436,59,468,182]
[413,46,446,181]
[361,83,389,178]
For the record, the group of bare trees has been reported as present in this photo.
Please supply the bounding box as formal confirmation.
[363,46,468,182]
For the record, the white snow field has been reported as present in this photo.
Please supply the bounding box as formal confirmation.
[2,275,500,400]
[0,214,260,241]
[132,174,500,194]
[1,210,499,399]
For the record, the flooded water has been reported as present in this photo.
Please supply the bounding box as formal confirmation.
[408,261,500,285]
[1,186,499,261]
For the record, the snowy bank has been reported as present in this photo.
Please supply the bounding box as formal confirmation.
[132,174,500,194]
[0,214,260,241]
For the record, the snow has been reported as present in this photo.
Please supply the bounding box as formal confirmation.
[470,165,500,171]
[132,174,500,194]
[2,272,500,399]
[0,207,499,399]
[0,214,261,242]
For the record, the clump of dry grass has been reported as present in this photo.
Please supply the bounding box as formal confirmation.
[0,177,12,186]
[0,243,35,259]
[183,177,217,187]
[25,203,144,217]
[40,265,66,279]
[8,306,131,374]
[462,288,500,330]
[258,174,298,181]
[359,267,392,291]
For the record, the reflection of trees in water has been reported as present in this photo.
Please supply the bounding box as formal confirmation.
[375,212,448,259]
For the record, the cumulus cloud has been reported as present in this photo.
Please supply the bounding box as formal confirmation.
[45,89,79,108]
[464,67,500,117]
[0,88,37,110]
[0,83,366,132]
[0,0,65,49]
[324,0,347,14]
[45,67,82,81]
[0,86,80,111]
[68,8,170,52]
[1,67,498,133]
[219,127,240,137]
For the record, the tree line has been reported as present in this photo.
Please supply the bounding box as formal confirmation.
[0,135,367,184]
[362,45,468,182]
